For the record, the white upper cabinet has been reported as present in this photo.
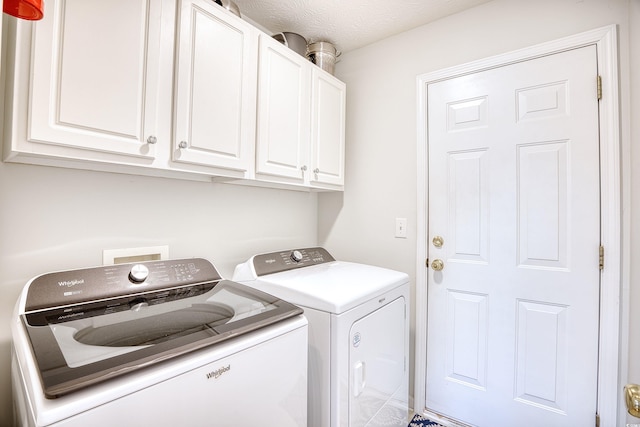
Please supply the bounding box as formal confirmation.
[14,0,169,161]
[3,0,345,189]
[310,69,346,188]
[172,0,257,174]
[255,34,311,183]
[256,35,345,190]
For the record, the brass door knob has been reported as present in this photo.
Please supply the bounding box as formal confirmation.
[625,384,640,417]
[431,259,444,271]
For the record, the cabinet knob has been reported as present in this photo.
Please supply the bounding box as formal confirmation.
[146,135,157,144]
[301,165,308,172]
[313,168,320,174]
[179,141,188,149]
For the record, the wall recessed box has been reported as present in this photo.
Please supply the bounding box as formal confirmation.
[103,246,169,266]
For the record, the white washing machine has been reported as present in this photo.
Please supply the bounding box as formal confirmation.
[12,258,308,427]
[233,247,410,427]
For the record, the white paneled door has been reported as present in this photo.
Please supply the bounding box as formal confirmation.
[426,45,600,426]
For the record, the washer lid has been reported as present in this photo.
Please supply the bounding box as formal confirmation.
[236,261,409,314]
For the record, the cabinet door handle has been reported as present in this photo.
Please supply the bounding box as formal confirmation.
[179,141,188,149]
[146,135,157,144]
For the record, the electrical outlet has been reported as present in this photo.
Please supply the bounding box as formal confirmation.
[395,218,407,238]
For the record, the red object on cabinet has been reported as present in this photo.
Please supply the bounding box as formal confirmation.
[3,0,44,20]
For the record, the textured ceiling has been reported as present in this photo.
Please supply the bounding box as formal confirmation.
[233,0,492,53]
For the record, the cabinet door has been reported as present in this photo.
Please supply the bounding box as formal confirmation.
[28,0,164,159]
[256,35,311,182]
[310,70,346,187]
[173,0,257,173]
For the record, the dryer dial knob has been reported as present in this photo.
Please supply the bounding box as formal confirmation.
[290,250,303,263]
[129,264,149,283]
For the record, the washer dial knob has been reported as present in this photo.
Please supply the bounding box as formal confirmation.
[290,250,303,263]
[129,264,149,283]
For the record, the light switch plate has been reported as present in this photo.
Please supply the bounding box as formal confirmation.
[395,218,407,238]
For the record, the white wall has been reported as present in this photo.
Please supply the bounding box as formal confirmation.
[321,0,637,421]
[0,160,318,424]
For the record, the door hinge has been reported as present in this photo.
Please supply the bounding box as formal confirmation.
[426,258,429,267]
[595,412,600,427]
[597,75,603,100]
[599,246,604,270]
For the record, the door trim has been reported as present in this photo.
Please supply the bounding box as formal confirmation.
[415,25,622,426]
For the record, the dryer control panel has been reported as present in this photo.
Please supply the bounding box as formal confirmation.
[253,247,335,276]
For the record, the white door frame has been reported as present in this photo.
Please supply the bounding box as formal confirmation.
[415,25,622,426]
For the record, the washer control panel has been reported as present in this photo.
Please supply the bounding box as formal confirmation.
[253,247,335,276]
[24,258,221,313]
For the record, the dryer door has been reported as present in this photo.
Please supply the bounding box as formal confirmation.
[349,296,407,427]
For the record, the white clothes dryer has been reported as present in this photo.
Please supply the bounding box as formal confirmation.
[12,258,308,427]
[233,247,410,427]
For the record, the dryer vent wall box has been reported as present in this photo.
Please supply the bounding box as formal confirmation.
[12,257,308,426]
[102,246,170,265]
[233,247,411,427]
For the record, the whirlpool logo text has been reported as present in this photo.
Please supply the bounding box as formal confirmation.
[58,279,85,288]
[206,365,231,380]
